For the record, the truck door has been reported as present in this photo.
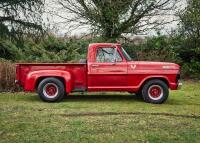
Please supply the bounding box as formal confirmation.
[88,46,128,91]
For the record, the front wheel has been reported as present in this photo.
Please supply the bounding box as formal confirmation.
[141,79,169,104]
[37,78,65,102]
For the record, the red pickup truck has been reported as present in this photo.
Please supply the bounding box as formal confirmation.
[15,43,182,104]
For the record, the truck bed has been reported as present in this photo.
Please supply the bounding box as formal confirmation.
[16,63,87,91]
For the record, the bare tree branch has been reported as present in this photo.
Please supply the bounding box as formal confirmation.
[49,0,181,39]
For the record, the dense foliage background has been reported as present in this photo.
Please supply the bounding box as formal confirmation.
[1,33,199,79]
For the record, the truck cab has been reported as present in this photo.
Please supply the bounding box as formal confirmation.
[16,43,182,104]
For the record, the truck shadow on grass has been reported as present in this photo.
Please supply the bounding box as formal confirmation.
[63,94,143,102]
[28,94,143,103]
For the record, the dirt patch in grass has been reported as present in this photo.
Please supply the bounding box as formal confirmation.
[59,112,200,119]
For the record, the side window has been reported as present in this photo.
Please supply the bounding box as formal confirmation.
[96,47,122,62]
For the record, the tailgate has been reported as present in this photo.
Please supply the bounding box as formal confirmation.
[15,64,31,86]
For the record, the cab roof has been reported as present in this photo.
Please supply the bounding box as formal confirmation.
[89,43,121,47]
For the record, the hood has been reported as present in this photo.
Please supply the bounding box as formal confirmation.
[128,61,180,70]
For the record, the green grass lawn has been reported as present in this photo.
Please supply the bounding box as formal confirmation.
[0,81,200,143]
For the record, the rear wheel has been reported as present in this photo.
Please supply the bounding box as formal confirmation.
[37,78,65,102]
[141,79,169,104]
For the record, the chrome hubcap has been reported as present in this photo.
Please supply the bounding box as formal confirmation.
[43,83,58,98]
[148,85,163,100]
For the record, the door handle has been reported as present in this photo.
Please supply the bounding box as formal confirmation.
[91,64,99,67]
[111,63,116,65]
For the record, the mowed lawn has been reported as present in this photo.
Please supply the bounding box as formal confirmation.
[0,81,200,143]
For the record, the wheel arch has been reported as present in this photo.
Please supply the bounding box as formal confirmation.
[138,77,169,92]
[35,76,66,91]
[25,70,72,93]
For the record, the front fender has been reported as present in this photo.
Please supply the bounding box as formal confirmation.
[138,75,177,90]
[137,75,169,90]
[24,70,72,93]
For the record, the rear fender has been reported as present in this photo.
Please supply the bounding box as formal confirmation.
[25,70,72,93]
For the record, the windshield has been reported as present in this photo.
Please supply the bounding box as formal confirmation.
[121,47,132,61]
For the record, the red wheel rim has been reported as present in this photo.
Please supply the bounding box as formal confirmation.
[148,85,163,100]
[43,83,58,98]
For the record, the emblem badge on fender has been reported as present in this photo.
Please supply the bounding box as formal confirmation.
[131,64,136,70]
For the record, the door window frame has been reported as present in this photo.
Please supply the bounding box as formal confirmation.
[95,46,125,63]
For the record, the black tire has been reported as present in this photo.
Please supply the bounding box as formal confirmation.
[141,79,169,104]
[37,78,65,102]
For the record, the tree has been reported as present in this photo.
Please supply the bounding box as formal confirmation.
[0,0,45,41]
[54,0,178,39]
[177,0,200,62]
[175,0,200,78]
[179,0,200,48]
